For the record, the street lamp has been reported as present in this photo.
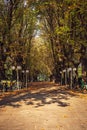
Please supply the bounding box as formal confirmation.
[22,70,25,87]
[60,71,62,85]
[17,66,22,90]
[63,69,67,85]
[26,70,29,89]
[67,68,72,89]
[22,69,29,89]
[12,65,22,90]
[73,68,76,71]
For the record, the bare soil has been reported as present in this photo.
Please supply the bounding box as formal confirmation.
[0,82,87,130]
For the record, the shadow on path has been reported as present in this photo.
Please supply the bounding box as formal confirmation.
[0,82,78,109]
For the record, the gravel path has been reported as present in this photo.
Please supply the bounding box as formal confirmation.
[0,82,87,130]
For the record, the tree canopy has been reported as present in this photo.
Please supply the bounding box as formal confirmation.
[0,0,87,81]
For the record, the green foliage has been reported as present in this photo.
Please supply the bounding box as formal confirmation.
[36,0,87,80]
[0,0,87,81]
[55,26,70,35]
[29,37,53,79]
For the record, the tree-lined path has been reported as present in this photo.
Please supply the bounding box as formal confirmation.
[0,1,87,129]
[0,82,87,130]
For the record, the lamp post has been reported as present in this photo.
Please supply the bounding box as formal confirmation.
[63,69,67,85]
[17,66,22,90]
[26,70,29,89]
[12,65,22,90]
[73,68,76,71]
[22,70,25,87]
[73,68,77,87]
[60,71,62,85]
[73,68,77,78]
[68,68,72,89]
[22,69,29,89]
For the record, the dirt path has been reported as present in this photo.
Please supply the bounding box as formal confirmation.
[0,82,87,130]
